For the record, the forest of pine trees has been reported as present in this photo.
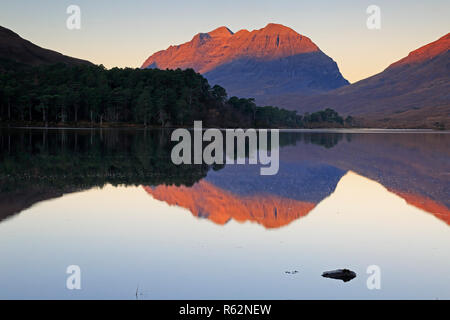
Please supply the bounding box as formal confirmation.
[0,60,352,128]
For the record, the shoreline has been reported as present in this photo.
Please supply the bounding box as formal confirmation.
[1,125,447,133]
[0,120,447,132]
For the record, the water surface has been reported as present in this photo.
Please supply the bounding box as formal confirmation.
[0,128,448,299]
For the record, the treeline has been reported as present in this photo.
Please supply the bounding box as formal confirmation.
[0,61,353,128]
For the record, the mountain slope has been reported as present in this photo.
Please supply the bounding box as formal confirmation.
[277,33,450,128]
[0,25,92,66]
[142,24,349,101]
[144,182,316,229]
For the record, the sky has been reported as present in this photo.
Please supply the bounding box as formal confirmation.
[1,0,449,83]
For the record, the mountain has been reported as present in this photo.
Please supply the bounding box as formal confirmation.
[0,25,91,66]
[274,33,450,128]
[142,23,349,102]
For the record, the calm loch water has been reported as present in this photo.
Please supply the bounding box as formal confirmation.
[0,128,449,299]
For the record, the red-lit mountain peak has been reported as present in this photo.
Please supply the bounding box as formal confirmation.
[389,33,450,69]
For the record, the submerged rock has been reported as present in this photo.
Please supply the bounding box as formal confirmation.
[322,269,356,282]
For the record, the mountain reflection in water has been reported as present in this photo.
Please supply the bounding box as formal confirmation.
[0,128,448,227]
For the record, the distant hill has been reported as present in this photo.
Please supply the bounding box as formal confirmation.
[142,23,349,102]
[272,33,450,128]
[0,25,92,66]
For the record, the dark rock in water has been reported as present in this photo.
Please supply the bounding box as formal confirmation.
[322,269,356,282]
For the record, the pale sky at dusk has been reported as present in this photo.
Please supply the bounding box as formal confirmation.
[1,0,449,83]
